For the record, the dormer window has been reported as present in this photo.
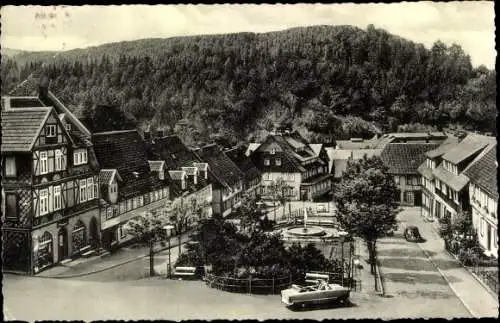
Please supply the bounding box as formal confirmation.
[45,125,56,137]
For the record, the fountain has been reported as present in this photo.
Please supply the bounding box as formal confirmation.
[281,207,347,242]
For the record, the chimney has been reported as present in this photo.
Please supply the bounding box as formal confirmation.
[38,73,51,99]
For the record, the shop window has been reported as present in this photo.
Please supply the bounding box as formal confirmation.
[72,220,87,253]
[37,231,53,269]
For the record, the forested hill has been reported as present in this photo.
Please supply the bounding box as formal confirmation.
[1,25,496,147]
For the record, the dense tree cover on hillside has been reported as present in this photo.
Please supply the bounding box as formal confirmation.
[1,25,496,146]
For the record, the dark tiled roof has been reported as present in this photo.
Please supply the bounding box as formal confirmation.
[1,108,52,152]
[92,130,164,199]
[224,146,262,183]
[442,134,495,164]
[196,144,244,188]
[153,135,201,169]
[463,145,498,198]
[381,143,440,175]
[433,165,470,192]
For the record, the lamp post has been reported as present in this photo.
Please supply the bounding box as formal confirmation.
[163,224,175,278]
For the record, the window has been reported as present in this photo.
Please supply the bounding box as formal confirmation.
[5,193,18,219]
[87,178,94,200]
[126,199,132,211]
[40,189,49,215]
[65,124,71,131]
[435,178,441,190]
[107,207,113,220]
[73,149,88,166]
[275,158,282,166]
[45,124,56,137]
[79,179,87,203]
[53,186,62,210]
[264,159,270,166]
[394,176,400,185]
[39,151,48,175]
[480,219,484,237]
[264,173,271,181]
[55,150,64,171]
[5,156,16,177]
[270,148,276,155]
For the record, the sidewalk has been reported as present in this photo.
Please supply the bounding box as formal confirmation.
[37,230,193,279]
[404,207,498,318]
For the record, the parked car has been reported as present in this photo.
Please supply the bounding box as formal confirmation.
[404,226,423,242]
[281,280,350,308]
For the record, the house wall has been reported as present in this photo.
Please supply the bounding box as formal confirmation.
[260,172,302,200]
[393,174,422,206]
[31,207,100,273]
[470,183,498,258]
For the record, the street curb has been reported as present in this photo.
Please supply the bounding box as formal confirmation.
[417,243,478,318]
[34,241,183,279]
[428,220,497,300]
[443,248,498,300]
[376,260,386,296]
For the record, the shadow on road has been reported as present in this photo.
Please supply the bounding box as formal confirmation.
[384,272,462,285]
[287,300,357,312]
[378,248,437,258]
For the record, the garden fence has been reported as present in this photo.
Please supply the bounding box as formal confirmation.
[204,273,304,294]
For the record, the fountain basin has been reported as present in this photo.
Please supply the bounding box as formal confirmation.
[286,226,326,237]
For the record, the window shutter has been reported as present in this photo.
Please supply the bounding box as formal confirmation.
[33,191,39,217]
[48,155,54,173]
[75,180,79,203]
[33,151,40,175]
[61,182,67,207]
[48,186,53,213]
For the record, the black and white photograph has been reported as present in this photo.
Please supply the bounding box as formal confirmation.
[1,2,497,320]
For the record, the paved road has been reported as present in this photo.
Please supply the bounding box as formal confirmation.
[378,207,497,318]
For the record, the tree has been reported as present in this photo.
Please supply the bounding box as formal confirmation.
[334,155,399,285]
[124,210,169,277]
[165,197,194,256]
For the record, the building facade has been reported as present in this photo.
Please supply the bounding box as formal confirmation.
[224,145,261,199]
[92,130,170,249]
[2,75,100,274]
[248,130,332,201]
[381,142,441,206]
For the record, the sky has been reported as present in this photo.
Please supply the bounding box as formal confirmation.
[1,2,496,68]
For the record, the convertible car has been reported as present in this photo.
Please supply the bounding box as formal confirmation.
[281,280,350,308]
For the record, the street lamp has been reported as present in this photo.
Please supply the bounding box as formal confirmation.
[163,224,175,278]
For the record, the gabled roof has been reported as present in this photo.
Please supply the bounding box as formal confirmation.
[99,169,122,186]
[1,107,53,152]
[148,160,165,173]
[169,170,186,180]
[224,146,262,183]
[381,143,440,175]
[442,134,495,164]
[309,144,323,156]
[463,145,498,198]
[425,135,461,159]
[195,144,244,188]
[433,165,470,192]
[8,74,92,138]
[153,135,201,170]
[246,143,261,156]
[92,130,164,198]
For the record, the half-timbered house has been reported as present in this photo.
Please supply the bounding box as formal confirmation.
[2,74,101,274]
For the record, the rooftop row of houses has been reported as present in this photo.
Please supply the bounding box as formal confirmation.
[328,131,497,259]
[1,75,262,275]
